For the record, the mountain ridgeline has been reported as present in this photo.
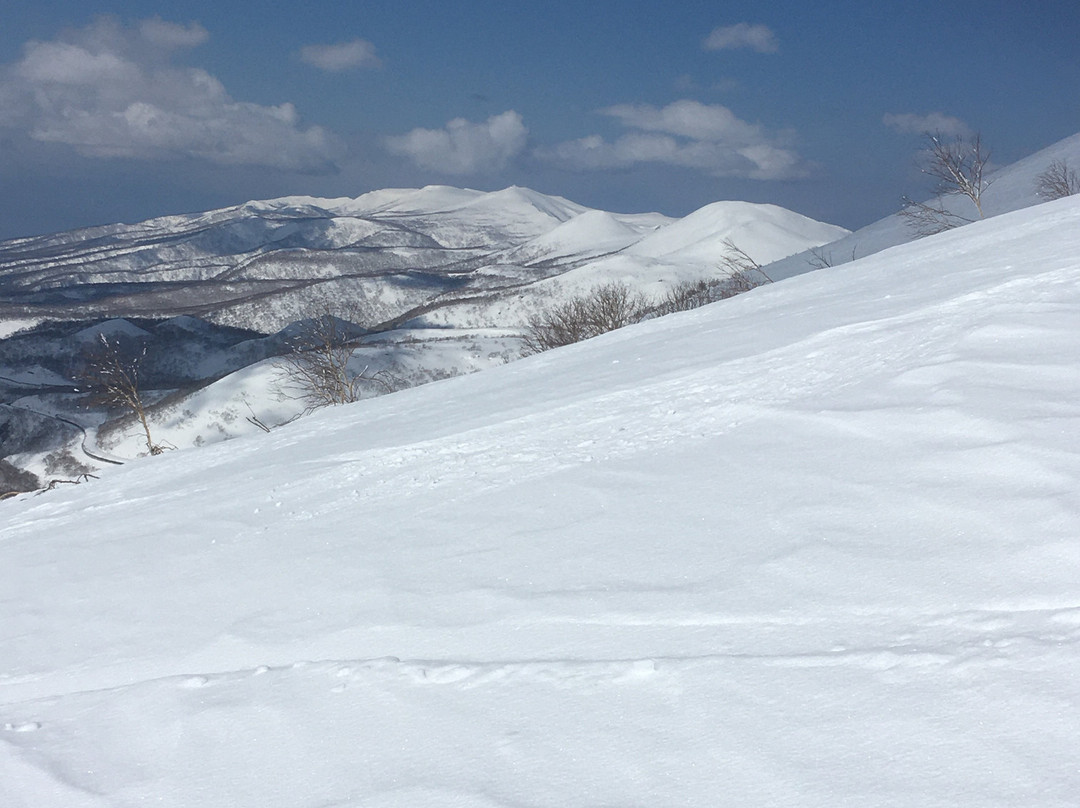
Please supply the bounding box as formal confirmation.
[0,186,847,332]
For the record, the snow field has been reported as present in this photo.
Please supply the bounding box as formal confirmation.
[0,195,1079,806]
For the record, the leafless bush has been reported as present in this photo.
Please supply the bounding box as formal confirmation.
[651,272,767,317]
[1034,159,1080,201]
[585,282,650,333]
[77,333,165,456]
[647,239,773,318]
[651,279,723,316]
[898,196,973,236]
[807,246,835,270]
[275,309,396,409]
[900,132,993,236]
[522,282,648,354]
[522,243,773,353]
[718,238,772,284]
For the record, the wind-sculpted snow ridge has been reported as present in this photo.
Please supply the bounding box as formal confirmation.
[1,195,1078,807]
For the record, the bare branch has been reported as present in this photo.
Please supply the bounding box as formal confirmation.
[898,195,974,237]
[77,333,165,456]
[275,308,396,410]
[922,132,992,216]
[522,282,648,355]
[719,238,773,284]
[900,131,993,235]
[1034,159,1080,201]
[806,244,858,270]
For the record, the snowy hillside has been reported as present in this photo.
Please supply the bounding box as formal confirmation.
[0,186,845,484]
[768,130,1080,280]
[2,194,1078,806]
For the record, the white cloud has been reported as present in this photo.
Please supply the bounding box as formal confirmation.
[883,112,973,138]
[384,111,527,175]
[602,100,765,143]
[704,23,779,53]
[299,39,381,71]
[137,18,209,50]
[0,17,343,172]
[539,100,805,181]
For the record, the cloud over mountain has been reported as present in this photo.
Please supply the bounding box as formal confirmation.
[0,16,343,172]
[539,100,806,180]
[384,111,528,174]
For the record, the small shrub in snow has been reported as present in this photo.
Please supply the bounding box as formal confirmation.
[523,242,772,353]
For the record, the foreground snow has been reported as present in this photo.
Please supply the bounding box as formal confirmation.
[1,197,1079,806]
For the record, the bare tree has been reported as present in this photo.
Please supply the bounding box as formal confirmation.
[275,309,394,410]
[1034,159,1080,201]
[719,238,773,285]
[522,282,648,355]
[78,333,164,455]
[900,132,993,235]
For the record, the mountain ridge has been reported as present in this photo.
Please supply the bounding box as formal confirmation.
[0,185,845,331]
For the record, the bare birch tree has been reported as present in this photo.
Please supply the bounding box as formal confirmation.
[900,132,993,236]
[78,333,163,455]
[275,310,394,410]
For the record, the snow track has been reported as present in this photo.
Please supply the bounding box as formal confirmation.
[2,611,1077,808]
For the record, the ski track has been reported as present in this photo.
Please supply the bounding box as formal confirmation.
[1,607,1077,808]
[2,602,1078,710]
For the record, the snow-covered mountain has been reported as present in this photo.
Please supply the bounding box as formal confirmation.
[1,191,1077,807]
[0,187,845,484]
[0,185,843,331]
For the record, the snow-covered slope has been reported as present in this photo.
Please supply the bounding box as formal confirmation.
[767,130,1080,280]
[2,195,1078,806]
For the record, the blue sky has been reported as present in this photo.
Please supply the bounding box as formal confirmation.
[1,1,1077,239]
